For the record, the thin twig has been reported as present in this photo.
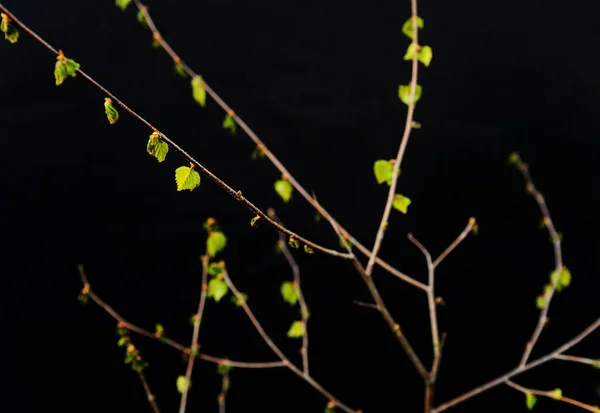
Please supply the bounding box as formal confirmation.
[268,209,310,375]
[432,317,600,412]
[78,265,286,369]
[433,218,476,268]
[178,253,210,413]
[137,370,161,413]
[506,380,600,413]
[220,269,358,413]
[365,0,420,277]
[218,370,229,413]
[554,354,600,367]
[128,0,425,290]
[0,3,351,260]
[510,154,564,366]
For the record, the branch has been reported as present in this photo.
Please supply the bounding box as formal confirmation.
[178,252,210,413]
[220,268,359,413]
[432,317,600,412]
[127,0,425,290]
[506,380,600,413]
[0,3,351,261]
[365,0,420,277]
[137,370,161,413]
[78,265,286,369]
[510,154,564,366]
[433,218,477,268]
[217,369,230,413]
[554,354,600,367]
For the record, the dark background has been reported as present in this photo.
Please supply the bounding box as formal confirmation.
[1,0,599,412]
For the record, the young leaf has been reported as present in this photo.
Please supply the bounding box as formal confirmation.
[176,376,191,393]
[304,244,314,254]
[418,46,433,67]
[398,84,422,106]
[287,321,305,338]
[207,231,227,257]
[231,292,248,307]
[339,237,352,250]
[146,131,169,162]
[274,179,293,203]
[526,392,537,410]
[154,323,164,338]
[175,165,201,191]
[401,16,424,40]
[392,194,412,214]
[222,115,237,135]
[288,237,300,249]
[207,278,229,302]
[54,52,80,86]
[535,295,545,309]
[152,39,161,49]
[374,159,398,185]
[403,43,417,60]
[1,13,19,44]
[208,262,224,276]
[281,281,299,305]
[550,267,571,292]
[549,388,562,400]
[251,147,266,160]
[104,98,119,124]
[175,63,187,78]
[136,9,148,27]
[191,75,206,107]
[250,215,261,227]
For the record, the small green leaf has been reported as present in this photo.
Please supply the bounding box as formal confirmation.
[137,9,148,27]
[418,46,433,67]
[508,152,521,165]
[274,179,293,203]
[250,215,261,227]
[401,16,424,40]
[175,63,187,78]
[191,75,206,107]
[526,392,537,410]
[548,388,562,400]
[104,98,119,124]
[1,14,19,44]
[287,320,305,338]
[217,364,233,375]
[281,281,299,305]
[175,165,201,191]
[304,244,314,254]
[147,132,169,162]
[54,61,68,86]
[207,278,229,302]
[392,194,411,214]
[592,359,600,369]
[117,336,128,347]
[403,43,417,60]
[77,292,89,304]
[251,147,266,160]
[288,237,300,249]
[155,323,164,338]
[176,376,191,393]
[398,84,422,106]
[231,292,248,307]
[207,231,227,257]
[54,54,80,86]
[208,262,224,276]
[550,267,571,292]
[223,115,237,135]
[339,237,352,250]
[374,160,399,185]
[152,39,161,49]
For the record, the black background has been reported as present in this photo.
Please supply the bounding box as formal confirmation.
[1,0,599,412]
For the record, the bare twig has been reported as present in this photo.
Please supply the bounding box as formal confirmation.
[218,370,230,413]
[78,265,286,369]
[433,218,477,268]
[220,269,358,413]
[128,0,425,290]
[554,354,600,367]
[506,380,600,413]
[178,253,210,413]
[365,0,420,277]
[137,370,161,413]
[510,154,564,366]
[0,3,351,260]
[432,317,600,412]
[268,209,311,375]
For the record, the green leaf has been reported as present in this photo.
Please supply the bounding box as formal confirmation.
[281,281,299,305]
[402,16,424,40]
[398,84,422,106]
[223,115,237,135]
[176,376,191,393]
[54,54,80,86]
[374,160,399,185]
[152,39,161,49]
[288,237,300,249]
[339,237,352,250]
[287,320,305,338]
[191,75,206,107]
[592,359,600,369]
[136,9,148,27]
[251,147,266,160]
[550,267,571,292]
[274,179,293,203]
[217,364,233,375]
[392,194,411,214]
[54,61,68,86]
[403,43,417,60]
[208,262,224,276]
[155,323,164,338]
[1,14,19,44]
[207,278,229,302]
[304,244,314,254]
[104,98,119,124]
[526,392,537,410]
[549,388,562,400]
[250,215,261,227]
[207,231,227,257]
[117,336,128,347]
[231,292,248,307]
[146,132,169,162]
[175,165,201,191]
[418,46,433,67]
[175,63,187,78]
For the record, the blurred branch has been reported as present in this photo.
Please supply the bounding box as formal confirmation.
[137,370,161,413]
[506,380,599,413]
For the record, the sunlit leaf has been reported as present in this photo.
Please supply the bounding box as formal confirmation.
[374,159,398,185]
[281,281,299,305]
[392,194,411,214]
[191,75,206,107]
[231,292,248,307]
[175,63,187,78]
[116,0,132,10]
[288,237,300,249]
[398,84,422,106]
[250,215,261,227]
[274,179,293,203]
[401,16,424,40]
[550,267,571,292]
[223,115,237,135]
[418,46,433,67]
[526,393,537,410]
[208,262,224,276]
[176,376,191,393]
[207,231,227,257]
[175,165,201,191]
[207,278,229,302]
[549,388,562,400]
[104,98,119,124]
[1,13,19,44]
[146,131,169,162]
[287,320,304,338]
[136,9,148,27]
[154,323,164,338]
[403,43,417,60]
[304,245,314,254]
